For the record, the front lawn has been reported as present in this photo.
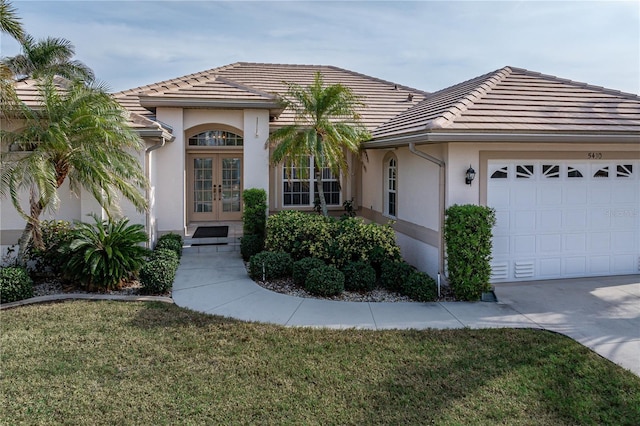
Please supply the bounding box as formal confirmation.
[2,301,639,425]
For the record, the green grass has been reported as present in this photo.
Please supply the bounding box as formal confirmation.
[2,301,639,425]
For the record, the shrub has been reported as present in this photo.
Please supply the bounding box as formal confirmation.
[248,251,293,281]
[444,204,496,301]
[341,261,376,292]
[242,188,267,236]
[155,233,183,258]
[265,210,336,261]
[401,271,437,302]
[149,248,179,266]
[28,220,73,275]
[240,234,264,262]
[140,259,176,294]
[0,266,33,303]
[292,257,325,286]
[61,215,150,291]
[305,266,344,296]
[331,218,401,269]
[380,260,414,293]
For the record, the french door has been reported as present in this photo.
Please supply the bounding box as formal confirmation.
[188,153,242,222]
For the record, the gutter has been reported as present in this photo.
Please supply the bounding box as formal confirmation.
[408,143,446,278]
[144,137,169,247]
[365,131,640,149]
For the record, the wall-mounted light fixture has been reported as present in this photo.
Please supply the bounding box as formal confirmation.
[465,165,476,186]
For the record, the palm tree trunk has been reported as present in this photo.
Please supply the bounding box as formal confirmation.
[315,167,329,217]
[16,186,45,266]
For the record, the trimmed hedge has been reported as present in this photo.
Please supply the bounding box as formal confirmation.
[342,261,376,292]
[240,234,264,262]
[264,211,401,267]
[149,248,179,266]
[265,210,336,261]
[155,233,183,258]
[444,204,496,301]
[293,257,325,286]
[248,251,293,281]
[242,188,267,236]
[140,259,176,294]
[401,271,437,302]
[0,266,33,303]
[305,266,344,297]
[380,260,414,293]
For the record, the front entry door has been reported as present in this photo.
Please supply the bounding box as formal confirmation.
[188,153,242,222]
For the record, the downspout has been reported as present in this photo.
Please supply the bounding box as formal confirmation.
[408,143,446,279]
[144,137,167,247]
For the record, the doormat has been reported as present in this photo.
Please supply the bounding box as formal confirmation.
[192,226,229,238]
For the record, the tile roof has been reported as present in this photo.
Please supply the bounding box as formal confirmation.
[114,62,428,131]
[371,66,640,141]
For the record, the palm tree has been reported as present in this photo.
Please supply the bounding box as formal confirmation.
[0,0,24,42]
[0,0,25,109]
[268,72,370,216]
[0,76,148,264]
[2,35,94,82]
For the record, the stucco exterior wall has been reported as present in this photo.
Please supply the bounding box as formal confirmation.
[154,108,186,234]
[242,110,270,194]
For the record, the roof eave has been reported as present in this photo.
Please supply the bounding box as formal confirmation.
[364,130,640,148]
[139,96,282,111]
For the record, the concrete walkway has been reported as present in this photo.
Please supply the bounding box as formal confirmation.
[172,251,640,376]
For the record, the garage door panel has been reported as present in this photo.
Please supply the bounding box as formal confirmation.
[488,159,639,282]
[538,234,562,253]
[564,185,588,204]
[563,257,586,275]
[538,210,562,231]
[513,235,536,254]
[563,210,587,229]
[538,186,562,205]
[589,256,611,274]
[513,210,535,231]
[539,258,561,276]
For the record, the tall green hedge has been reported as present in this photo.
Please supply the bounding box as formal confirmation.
[444,204,496,301]
[241,188,267,261]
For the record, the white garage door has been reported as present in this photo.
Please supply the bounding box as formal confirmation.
[488,160,639,282]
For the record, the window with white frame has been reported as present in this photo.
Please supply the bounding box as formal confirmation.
[384,155,397,217]
[282,156,340,207]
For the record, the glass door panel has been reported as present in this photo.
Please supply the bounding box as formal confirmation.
[188,153,242,222]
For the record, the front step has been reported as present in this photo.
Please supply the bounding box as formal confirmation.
[182,235,242,254]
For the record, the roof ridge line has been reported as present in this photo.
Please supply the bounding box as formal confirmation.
[326,65,430,95]
[509,66,640,100]
[426,66,513,129]
[210,75,278,100]
[113,62,243,96]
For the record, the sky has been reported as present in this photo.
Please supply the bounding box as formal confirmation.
[1,0,639,94]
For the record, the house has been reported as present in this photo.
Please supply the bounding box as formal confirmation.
[2,63,638,283]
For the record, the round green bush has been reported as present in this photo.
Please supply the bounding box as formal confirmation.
[380,260,414,293]
[292,257,325,286]
[401,271,437,302]
[0,266,33,303]
[140,259,177,294]
[248,251,293,281]
[305,266,344,296]
[149,248,179,266]
[341,261,376,292]
[155,233,183,258]
[240,234,264,262]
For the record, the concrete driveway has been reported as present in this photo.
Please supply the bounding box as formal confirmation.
[494,274,640,376]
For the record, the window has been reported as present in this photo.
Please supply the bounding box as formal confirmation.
[384,155,397,217]
[282,156,340,207]
[490,166,508,179]
[542,165,560,178]
[616,164,633,178]
[567,166,583,178]
[516,164,534,179]
[188,130,243,146]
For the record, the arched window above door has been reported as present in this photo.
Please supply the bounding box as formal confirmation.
[188,130,243,147]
